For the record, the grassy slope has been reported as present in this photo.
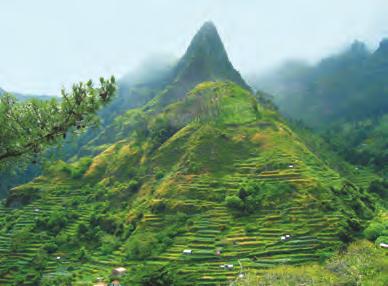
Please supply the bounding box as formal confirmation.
[0,82,379,285]
[236,240,388,286]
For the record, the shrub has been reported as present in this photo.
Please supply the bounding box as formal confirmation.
[11,227,31,252]
[155,170,165,180]
[151,200,167,213]
[140,267,181,286]
[41,273,73,284]
[77,246,89,262]
[364,222,385,241]
[35,210,69,235]
[368,180,388,198]
[238,240,388,286]
[225,195,244,210]
[126,236,157,260]
[100,235,120,254]
[244,223,257,233]
[375,235,388,245]
[127,179,140,193]
[90,213,123,235]
[43,242,58,254]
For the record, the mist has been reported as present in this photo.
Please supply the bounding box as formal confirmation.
[1,0,388,94]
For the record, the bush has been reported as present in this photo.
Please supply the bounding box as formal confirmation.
[369,180,388,198]
[35,210,69,235]
[364,222,385,241]
[225,195,244,210]
[77,246,89,262]
[90,213,123,235]
[127,179,140,193]
[244,223,257,233]
[120,265,181,286]
[238,240,388,286]
[41,274,73,285]
[126,236,157,260]
[56,157,93,179]
[140,266,181,286]
[155,170,164,180]
[11,227,31,252]
[233,181,296,214]
[43,242,58,254]
[100,235,120,254]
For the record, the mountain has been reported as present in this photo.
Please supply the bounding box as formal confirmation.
[75,21,250,155]
[147,21,249,109]
[250,40,388,174]
[98,21,248,127]
[0,23,379,285]
[0,87,54,101]
[251,40,388,126]
[0,21,250,200]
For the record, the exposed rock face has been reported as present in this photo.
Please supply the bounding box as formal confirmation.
[150,21,249,108]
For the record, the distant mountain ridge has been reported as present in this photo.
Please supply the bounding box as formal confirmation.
[252,39,388,127]
[0,87,53,101]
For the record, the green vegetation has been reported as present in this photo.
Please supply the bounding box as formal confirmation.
[0,77,116,168]
[0,80,382,285]
[322,115,388,173]
[0,22,386,285]
[253,40,388,126]
[252,40,388,174]
[225,182,296,213]
[237,240,388,286]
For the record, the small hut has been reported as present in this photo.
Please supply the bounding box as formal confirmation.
[111,267,127,276]
[379,243,388,248]
[183,249,192,255]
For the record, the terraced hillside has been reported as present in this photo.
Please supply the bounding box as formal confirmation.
[0,20,380,285]
[0,81,376,285]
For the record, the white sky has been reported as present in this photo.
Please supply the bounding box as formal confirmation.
[1,0,388,94]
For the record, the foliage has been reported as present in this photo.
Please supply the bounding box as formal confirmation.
[225,195,244,210]
[10,227,31,252]
[252,41,388,173]
[0,76,116,168]
[140,266,181,286]
[237,240,388,285]
[40,274,73,286]
[322,116,388,173]
[90,212,124,235]
[0,79,382,284]
[77,246,89,262]
[369,180,388,198]
[125,234,158,260]
[225,181,295,213]
[35,209,72,235]
[364,222,385,241]
[54,157,93,179]
[254,40,388,126]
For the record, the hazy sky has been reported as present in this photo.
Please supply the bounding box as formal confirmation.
[1,0,388,94]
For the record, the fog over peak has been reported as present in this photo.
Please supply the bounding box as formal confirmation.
[1,0,388,94]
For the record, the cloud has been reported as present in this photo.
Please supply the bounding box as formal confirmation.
[0,0,388,94]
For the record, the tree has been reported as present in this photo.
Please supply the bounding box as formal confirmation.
[0,76,116,168]
[140,266,181,286]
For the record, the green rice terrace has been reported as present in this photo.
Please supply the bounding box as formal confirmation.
[0,81,383,285]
